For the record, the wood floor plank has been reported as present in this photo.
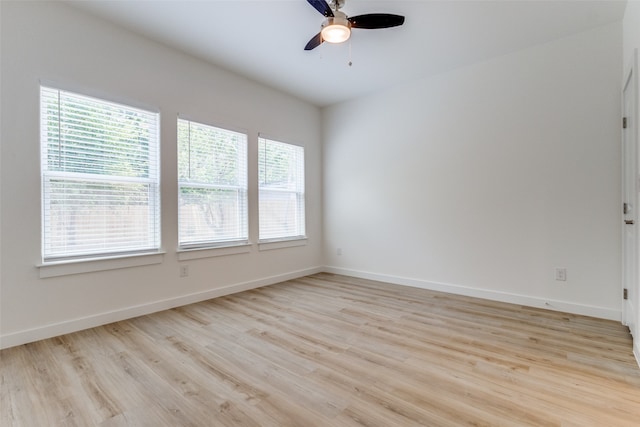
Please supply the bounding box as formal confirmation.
[2,272,639,426]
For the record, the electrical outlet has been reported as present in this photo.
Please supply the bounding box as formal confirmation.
[180,265,189,278]
[337,248,343,256]
[555,268,567,281]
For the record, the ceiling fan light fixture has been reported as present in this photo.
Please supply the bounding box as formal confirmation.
[321,16,351,43]
[304,0,405,51]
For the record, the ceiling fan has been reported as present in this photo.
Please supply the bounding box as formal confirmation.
[304,0,405,51]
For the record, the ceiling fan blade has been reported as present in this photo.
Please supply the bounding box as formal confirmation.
[348,13,405,29]
[304,32,324,51]
[306,0,334,17]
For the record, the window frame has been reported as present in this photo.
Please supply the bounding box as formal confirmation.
[177,118,249,250]
[40,85,161,264]
[257,135,306,243]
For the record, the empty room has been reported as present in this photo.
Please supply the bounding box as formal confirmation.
[1,0,640,425]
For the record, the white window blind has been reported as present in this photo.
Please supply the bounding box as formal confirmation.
[178,119,248,248]
[258,137,305,241]
[40,86,160,261]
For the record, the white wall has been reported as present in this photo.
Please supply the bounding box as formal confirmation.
[0,1,323,348]
[624,0,640,69]
[323,23,623,320]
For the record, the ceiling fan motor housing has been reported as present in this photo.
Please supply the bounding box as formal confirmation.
[322,11,350,30]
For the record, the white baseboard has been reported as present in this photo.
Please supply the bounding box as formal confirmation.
[0,266,323,350]
[324,266,622,321]
[634,341,640,368]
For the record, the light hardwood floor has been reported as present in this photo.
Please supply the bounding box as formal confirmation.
[2,273,639,426]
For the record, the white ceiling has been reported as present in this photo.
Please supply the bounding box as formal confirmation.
[66,0,627,107]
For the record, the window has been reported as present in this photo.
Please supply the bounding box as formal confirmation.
[258,137,305,241]
[40,86,160,261]
[178,119,248,248]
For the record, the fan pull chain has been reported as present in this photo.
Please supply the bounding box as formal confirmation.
[348,40,353,67]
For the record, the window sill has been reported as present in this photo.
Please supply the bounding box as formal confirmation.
[177,243,252,261]
[258,237,308,251]
[38,251,166,278]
